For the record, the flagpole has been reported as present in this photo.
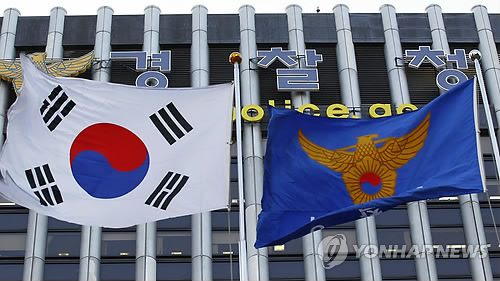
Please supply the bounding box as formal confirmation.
[470,50,500,183]
[230,52,249,281]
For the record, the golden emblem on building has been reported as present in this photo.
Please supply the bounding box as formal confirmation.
[0,51,94,94]
[298,112,430,204]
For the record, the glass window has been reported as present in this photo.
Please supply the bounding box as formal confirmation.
[101,263,135,281]
[324,259,360,279]
[322,229,357,254]
[157,231,191,257]
[428,208,463,225]
[491,257,500,277]
[230,181,239,204]
[0,264,23,281]
[485,227,500,252]
[101,232,136,257]
[380,259,416,278]
[483,157,495,178]
[48,217,81,230]
[212,231,238,256]
[44,263,79,281]
[431,228,466,247]
[230,159,238,181]
[213,261,239,281]
[268,236,302,256]
[212,210,238,230]
[0,233,26,257]
[375,207,409,226]
[0,195,17,206]
[46,232,81,257]
[436,258,471,277]
[376,228,412,251]
[157,262,191,281]
[0,213,28,231]
[157,215,191,230]
[269,260,305,280]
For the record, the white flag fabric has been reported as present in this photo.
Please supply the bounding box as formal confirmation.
[0,55,233,227]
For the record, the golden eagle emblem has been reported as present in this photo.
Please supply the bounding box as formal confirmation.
[298,113,430,204]
[0,51,94,95]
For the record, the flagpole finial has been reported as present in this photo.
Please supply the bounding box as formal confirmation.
[470,50,481,61]
[229,52,242,64]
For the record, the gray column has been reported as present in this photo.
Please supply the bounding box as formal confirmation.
[473,5,500,132]
[79,226,102,281]
[333,5,382,281]
[333,4,361,116]
[92,6,113,82]
[136,5,160,281]
[23,211,48,281]
[79,6,113,281]
[238,5,269,281]
[45,7,66,59]
[426,4,449,95]
[0,8,19,144]
[380,5,438,281]
[428,4,493,280]
[285,5,326,281]
[459,194,493,280]
[191,5,213,281]
[136,223,157,281]
[456,7,498,280]
[25,7,67,281]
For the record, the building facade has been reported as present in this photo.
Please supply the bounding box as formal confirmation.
[0,3,499,281]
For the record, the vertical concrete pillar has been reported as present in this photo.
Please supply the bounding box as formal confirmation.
[468,7,500,279]
[45,7,66,60]
[238,5,270,281]
[24,7,67,281]
[459,10,497,276]
[333,5,383,280]
[380,5,437,280]
[191,5,213,281]
[0,8,19,144]
[79,6,113,281]
[136,5,160,281]
[285,5,325,281]
[426,4,449,95]
[23,211,48,281]
[473,5,500,135]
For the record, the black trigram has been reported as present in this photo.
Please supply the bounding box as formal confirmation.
[40,85,76,131]
[25,164,63,206]
[145,171,189,210]
[150,102,193,145]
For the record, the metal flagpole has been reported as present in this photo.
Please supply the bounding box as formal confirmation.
[471,50,500,184]
[468,49,495,280]
[230,52,249,281]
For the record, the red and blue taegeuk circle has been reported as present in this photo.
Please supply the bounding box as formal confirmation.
[70,123,150,199]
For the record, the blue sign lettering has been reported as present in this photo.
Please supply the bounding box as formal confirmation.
[136,71,169,88]
[305,49,323,67]
[406,46,446,69]
[110,51,148,71]
[151,51,171,72]
[257,47,298,68]
[276,69,319,91]
[447,49,468,69]
[436,69,468,91]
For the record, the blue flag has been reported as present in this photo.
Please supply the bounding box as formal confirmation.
[255,78,484,248]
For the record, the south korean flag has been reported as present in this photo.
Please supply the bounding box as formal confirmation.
[0,55,233,227]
